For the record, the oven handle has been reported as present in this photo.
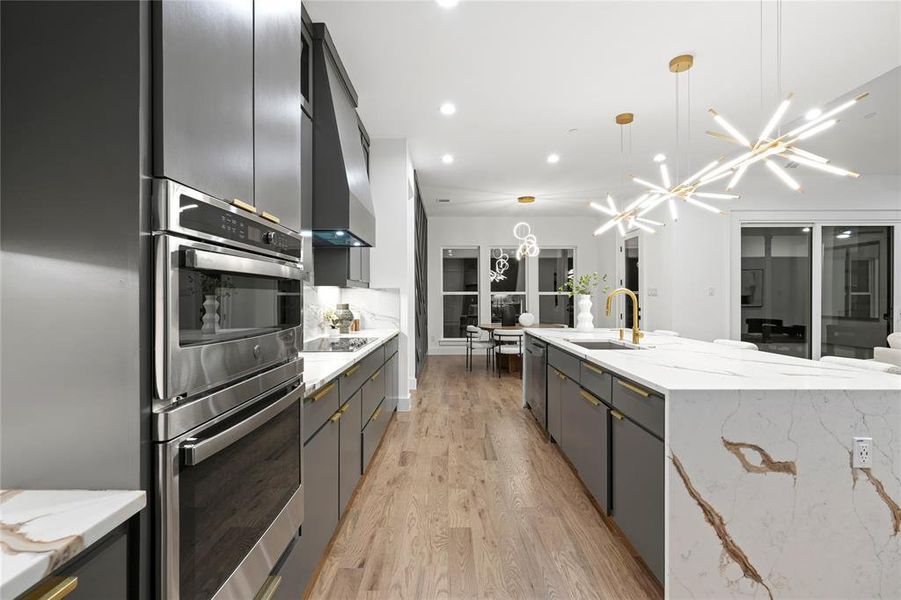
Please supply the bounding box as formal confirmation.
[184,247,302,280]
[180,380,304,466]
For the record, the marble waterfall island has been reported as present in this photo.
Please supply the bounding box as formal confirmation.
[524,328,901,600]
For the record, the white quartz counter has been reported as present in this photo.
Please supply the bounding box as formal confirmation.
[300,329,399,395]
[0,489,145,599]
[525,327,901,394]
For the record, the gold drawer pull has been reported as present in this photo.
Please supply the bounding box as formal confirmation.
[371,406,382,421]
[554,369,566,381]
[254,575,283,600]
[22,576,78,600]
[370,370,381,382]
[330,411,343,423]
[260,211,280,224]
[583,362,604,376]
[344,364,360,378]
[231,198,257,213]
[617,380,650,398]
[610,409,625,420]
[579,389,601,407]
[311,382,335,402]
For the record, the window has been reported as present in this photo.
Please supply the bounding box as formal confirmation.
[538,248,574,327]
[489,247,526,325]
[442,248,478,338]
[740,226,812,358]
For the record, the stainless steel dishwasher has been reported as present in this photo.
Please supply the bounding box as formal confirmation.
[524,336,547,429]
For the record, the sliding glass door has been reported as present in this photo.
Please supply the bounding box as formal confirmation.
[821,226,894,358]
[740,226,813,358]
[739,223,896,360]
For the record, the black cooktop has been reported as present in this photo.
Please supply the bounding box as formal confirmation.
[302,337,377,353]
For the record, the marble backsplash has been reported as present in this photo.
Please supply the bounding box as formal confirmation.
[304,284,400,341]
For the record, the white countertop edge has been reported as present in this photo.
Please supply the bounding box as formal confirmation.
[524,327,901,395]
[1,490,146,600]
[300,329,399,395]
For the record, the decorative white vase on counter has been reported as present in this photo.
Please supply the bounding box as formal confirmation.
[575,294,594,331]
[201,294,220,334]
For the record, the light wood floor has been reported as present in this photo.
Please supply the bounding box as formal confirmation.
[307,356,662,600]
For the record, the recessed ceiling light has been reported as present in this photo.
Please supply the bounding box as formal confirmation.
[546,153,560,164]
[441,154,454,164]
[439,102,456,116]
[335,230,345,237]
[568,128,579,134]
[653,153,666,163]
[805,108,822,121]
[436,0,458,8]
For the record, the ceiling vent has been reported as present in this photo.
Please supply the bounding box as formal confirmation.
[784,161,800,169]
[436,198,451,204]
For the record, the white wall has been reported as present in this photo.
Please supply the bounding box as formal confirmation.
[368,138,417,408]
[428,215,618,355]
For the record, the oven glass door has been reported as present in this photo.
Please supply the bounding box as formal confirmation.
[176,379,302,600]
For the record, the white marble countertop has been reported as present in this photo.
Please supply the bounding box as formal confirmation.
[0,489,146,599]
[300,329,399,395]
[525,328,901,395]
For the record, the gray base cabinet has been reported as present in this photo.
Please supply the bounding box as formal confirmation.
[298,415,339,589]
[561,384,610,513]
[546,366,564,443]
[362,399,389,471]
[612,415,664,582]
[339,390,362,516]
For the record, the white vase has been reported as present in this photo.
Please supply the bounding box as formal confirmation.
[328,327,340,338]
[575,294,594,331]
[201,294,220,334]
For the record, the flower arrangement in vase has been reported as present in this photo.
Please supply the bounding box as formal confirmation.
[322,308,341,337]
[558,272,610,331]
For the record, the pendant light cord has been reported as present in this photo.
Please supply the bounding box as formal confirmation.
[675,70,680,181]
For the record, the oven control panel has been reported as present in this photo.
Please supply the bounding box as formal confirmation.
[178,195,301,260]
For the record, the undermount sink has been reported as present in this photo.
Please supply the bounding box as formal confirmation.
[568,340,639,350]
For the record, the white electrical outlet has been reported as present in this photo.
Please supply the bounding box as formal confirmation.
[707,286,716,297]
[853,437,872,468]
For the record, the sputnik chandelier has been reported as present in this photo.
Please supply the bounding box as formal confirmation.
[513,222,539,259]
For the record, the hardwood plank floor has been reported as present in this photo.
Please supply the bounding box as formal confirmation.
[307,356,662,600]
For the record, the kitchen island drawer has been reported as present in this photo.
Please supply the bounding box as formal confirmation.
[361,366,386,425]
[339,348,384,403]
[580,361,612,404]
[362,398,390,471]
[303,379,339,443]
[612,377,664,439]
[547,346,580,381]
[384,335,398,358]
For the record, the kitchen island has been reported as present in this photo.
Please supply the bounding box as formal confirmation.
[523,328,901,600]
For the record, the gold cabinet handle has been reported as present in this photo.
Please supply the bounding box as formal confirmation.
[231,198,257,213]
[22,576,78,600]
[555,370,566,381]
[370,369,381,382]
[371,406,382,422]
[344,364,360,378]
[254,575,283,600]
[579,389,601,407]
[610,409,625,420]
[617,379,650,398]
[329,411,343,423]
[260,211,281,224]
[339,402,351,414]
[583,362,604,376]
[310,382,335,402]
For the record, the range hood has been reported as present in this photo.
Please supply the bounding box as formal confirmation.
[311,23,375,248]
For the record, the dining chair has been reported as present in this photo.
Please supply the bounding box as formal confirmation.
[820,355,901,374]
[494,329,524,377]
[713,339,759,350]
[465,325,495,372]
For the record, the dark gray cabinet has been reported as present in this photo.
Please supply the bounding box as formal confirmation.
[298,413,339,589]
[153,0,254,203]
[338,390,362,516]
[612,414,664,582]
[253,0,302,231]
[272,536,302,600]
[362,398,389,471]
[562,384,610,513]
[303,379,339,444]
[546,366,565,443]
[384,351,399,413]
[524,336,547,429]
[300,109,314,282]
[362,366,386,424]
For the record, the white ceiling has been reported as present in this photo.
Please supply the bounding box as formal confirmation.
[306,1,901,216]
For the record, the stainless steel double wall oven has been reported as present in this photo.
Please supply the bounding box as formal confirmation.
[152,179,305,600]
